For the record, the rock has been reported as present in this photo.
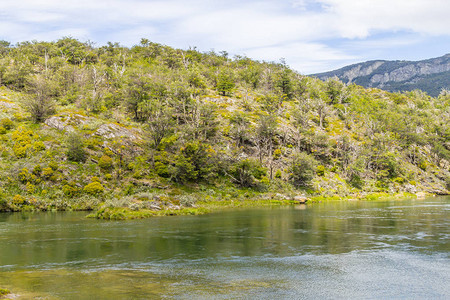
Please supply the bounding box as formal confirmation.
[416,192,427,199]
[95,123,141,140]
[274,193,288,200]
[404,183,417,193]
[293,195,308,204]
[149,204,162,211]
[0,99,17,108]
[45,113,88,132]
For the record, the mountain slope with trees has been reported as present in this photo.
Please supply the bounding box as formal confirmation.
[0,38,448,218]
[313,54,450,97]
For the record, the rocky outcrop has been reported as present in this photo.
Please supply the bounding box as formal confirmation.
[313,54,450,97]
[44,113,89,132]
[95,123,141,141]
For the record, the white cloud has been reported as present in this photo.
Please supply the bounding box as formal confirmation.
[0,0,449,73]
[243,42,357,73]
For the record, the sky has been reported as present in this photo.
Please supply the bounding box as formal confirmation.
[0,0,449,74]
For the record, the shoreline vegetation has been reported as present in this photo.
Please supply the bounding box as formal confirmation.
[0,38,448,220]
[0,189,435,220]
[87,192,427,220]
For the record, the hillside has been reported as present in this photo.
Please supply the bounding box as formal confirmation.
[0,38,449,218]
[313,54,450,97]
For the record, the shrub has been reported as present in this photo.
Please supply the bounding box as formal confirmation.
[230,158,266,187]
[12,194,26,206]
[25,182,35,194]
[33,141,46,151]
[289,152,316,187]
[63,184,80,198]
[49,161,59,170]
[66,133,86,163]
[13,145,29,158]
[0,127,6,135]
[316,165,325,176]
[173,142,216,183]
[91,176,101,183]
[273,148,282,160]
[98,155,113,170]
[12,127,34,158]
[1,118,14,129]
[21,75,56,122]
[42,167,54,179]
[32,165,42,176]
[0,288,10,296]
[393,177,404,184]
[18,168,31,183]
[83,182,104,196]
[275,169,282,179]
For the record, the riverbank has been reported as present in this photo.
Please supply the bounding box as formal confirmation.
[0,186,439,220]
[87,191,423,220]
[0,288,10,300]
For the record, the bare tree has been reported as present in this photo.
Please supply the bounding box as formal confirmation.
[22,75,56,122]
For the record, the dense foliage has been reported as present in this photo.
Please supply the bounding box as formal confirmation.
[0,38,448,212]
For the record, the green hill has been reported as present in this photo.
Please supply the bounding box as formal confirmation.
[0,38,448,218]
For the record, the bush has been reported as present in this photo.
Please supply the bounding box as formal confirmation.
[33,141,46,151]
[63,184,80,198]
[173,142,215,183]
[42,167,54,179]
[230,158,266,187]
[12,194,26,206]
[289,152,316,187]
[275,169,282,179]
[0,288,10,296]
[316,165,325,176]
[49,161,59,170]
[1,118,14,130]
[98,155,113,170]
[83,182,104,196]
[32,165,42,176]
[66,133,87,162]
[18,168,31,183]
[25,182,35,194]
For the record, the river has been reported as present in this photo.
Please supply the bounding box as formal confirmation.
[0,196,449,299]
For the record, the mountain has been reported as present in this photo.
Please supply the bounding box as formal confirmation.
[312,54,450,97]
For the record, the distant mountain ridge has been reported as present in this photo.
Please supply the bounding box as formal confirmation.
[312,54,450,97]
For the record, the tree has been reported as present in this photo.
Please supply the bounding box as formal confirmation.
[147,105,175,148]
[325,77,345,104]
[277,69,293,99]
[229,111,251,147]
[289,152,317,187]
[255,114,277,163]
[22,75,56,122]
[229,158,266,187]
[66,133,87,162]
[216,71,235,96]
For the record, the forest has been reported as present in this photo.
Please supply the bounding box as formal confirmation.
[0,37,448,218]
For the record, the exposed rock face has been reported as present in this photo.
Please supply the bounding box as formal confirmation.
[44,113,89,132]
[0,99,17,109]
[95,123,141,141]
[313,54,450,97]
[45,114,142,142]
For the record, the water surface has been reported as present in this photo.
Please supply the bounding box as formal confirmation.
[0,197,449,299]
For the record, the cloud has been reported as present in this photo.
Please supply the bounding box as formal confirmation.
[0,0,449,73]
[243,42,357,74]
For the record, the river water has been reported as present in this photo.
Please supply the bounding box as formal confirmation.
[0,197,449,299]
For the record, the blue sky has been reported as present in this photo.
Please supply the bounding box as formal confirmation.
[1,0,449,73]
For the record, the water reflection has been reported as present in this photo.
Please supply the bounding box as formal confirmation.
[0,197,448,299]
